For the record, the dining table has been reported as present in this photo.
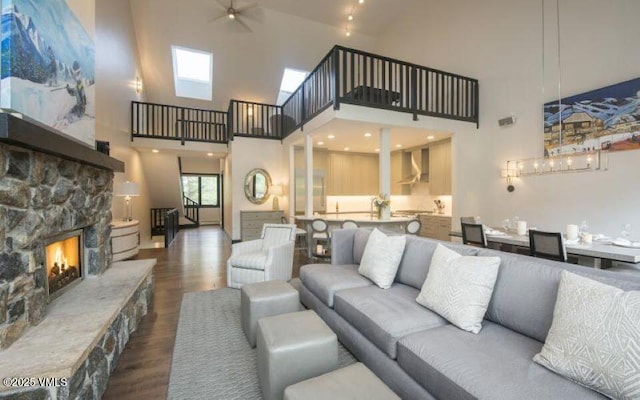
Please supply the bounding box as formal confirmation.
[449,228,640,268]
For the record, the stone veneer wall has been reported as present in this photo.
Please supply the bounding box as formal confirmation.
[0,143,114,349]
[0,273,154,400]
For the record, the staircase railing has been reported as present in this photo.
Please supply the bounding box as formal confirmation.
[183,196,200,225]
[131,45,480,144]
[150,207,185,245]
[164,208,179,248]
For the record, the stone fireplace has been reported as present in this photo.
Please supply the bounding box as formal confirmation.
[0,114,122,349]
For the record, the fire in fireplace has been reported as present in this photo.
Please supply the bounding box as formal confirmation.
[45,230,83,300]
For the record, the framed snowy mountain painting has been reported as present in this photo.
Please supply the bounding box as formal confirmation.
[543,78,640,157]
[0,0,95,147]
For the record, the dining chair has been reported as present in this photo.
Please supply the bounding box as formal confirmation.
[461,222,487,248]
[528,230,567,262]
[341,220,359,229]
[406,219,422,235]
[460,216,479,225]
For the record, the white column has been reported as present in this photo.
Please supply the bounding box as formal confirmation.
[304,134,314,217]
[288,145,295,221]
[379,128,391,219]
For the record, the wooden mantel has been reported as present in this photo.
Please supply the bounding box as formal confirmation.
[0,113,124,172]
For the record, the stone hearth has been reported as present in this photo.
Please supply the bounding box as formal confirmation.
[0,143,114,349]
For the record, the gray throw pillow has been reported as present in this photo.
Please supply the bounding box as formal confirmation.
[534,271,640,399]
[416,244,500,334]
[358,228,406,289]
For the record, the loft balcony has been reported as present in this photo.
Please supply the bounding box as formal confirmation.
[131,45,479,144]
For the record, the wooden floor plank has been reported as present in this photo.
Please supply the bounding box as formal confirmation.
[102,226,312,399]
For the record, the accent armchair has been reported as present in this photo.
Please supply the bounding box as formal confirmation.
[227,224,297,289]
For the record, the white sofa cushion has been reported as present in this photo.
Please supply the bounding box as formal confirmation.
[534,271,640,399]
[416,244,500,334]
[358,228,406,289]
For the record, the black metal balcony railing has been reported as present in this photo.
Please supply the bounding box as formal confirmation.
[132,101,228,144]
[131,45,479,144]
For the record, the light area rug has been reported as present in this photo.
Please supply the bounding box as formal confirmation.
[168,288,356,399]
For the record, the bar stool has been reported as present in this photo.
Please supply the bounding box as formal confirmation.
[405,219,421,235]
[341,220,359,229]
[282,216,307,250]
[310,219,330,259]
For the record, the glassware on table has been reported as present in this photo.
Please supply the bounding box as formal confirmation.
[621,224,632,240]
[502,219,511,232]
[579,220,589,234]
[511,216,520,231]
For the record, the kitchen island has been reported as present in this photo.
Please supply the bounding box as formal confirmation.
[296,213,416,258]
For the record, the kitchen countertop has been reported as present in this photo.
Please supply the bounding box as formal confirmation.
[297,213,414,223]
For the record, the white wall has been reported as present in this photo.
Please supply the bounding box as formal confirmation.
[229,137,289,240]
[375,0,640,236]
[129,0,376,110]
[95,0,151,240]
[139,152,182,209]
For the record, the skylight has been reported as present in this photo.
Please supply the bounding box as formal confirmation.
[171,46,213,101]
[276,68,308,105]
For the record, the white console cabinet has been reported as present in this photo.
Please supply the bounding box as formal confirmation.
[111,220,140,261]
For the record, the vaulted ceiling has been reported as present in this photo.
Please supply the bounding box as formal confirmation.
[129,0,419,111]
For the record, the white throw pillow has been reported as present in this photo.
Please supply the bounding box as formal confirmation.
[416,244,500,334]
[534,271,640,399]
[357,228,406,289]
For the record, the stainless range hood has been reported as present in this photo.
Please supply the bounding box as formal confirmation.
[399,148,429,185]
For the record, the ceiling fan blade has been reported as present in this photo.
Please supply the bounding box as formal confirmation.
[235,16,253,32]
[215,0,228,11]
[236,2,259,13]
[238,5,264,23]
[209,12,229,23]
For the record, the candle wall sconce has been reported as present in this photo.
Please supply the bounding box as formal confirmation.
[501,150,608,192]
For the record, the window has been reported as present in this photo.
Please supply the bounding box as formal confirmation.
[181,174,220,207]
[171,46,213,101]
[276,67,308,105]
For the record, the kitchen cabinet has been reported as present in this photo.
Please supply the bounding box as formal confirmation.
[428,139,451,195]
[418,215,452,241]
[327,152,378,195]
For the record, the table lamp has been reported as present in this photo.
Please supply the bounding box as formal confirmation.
[115,181,140,221]
[270,185,283,211]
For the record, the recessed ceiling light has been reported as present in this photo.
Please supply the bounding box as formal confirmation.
[358,0,364,4]
[317,141,324,145]
[152,149,159,153]
[396,144,402,148]
[207,153,213,156]
[345,29,351,37]
[375,148,380,152]
[344,147,350,151]
[348,14,354,21]
[427,135,435,140]
[328,134,335,139]
[364,132,372,138]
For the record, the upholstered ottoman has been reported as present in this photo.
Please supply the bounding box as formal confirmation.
[257,310,338,400]
[241,280,300,347]
[283,362,400,400]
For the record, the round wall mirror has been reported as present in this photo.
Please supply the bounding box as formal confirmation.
[244,168,272,204]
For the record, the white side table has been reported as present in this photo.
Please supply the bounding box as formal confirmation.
[111,220,140,261]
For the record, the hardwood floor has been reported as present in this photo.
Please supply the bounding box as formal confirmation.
[102,226,312,399]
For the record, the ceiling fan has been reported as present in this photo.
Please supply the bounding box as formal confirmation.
[211,0,260,32]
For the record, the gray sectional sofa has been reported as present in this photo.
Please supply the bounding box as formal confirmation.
[298,228,640,400]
